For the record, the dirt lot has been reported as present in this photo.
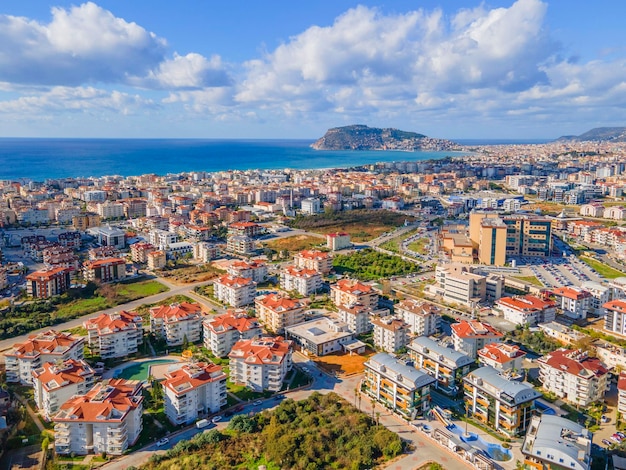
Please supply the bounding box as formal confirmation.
[263,234,324,253]
[312,348,374,376]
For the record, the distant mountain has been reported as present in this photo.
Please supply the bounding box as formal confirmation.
[311,124,459,151]
[556,127,626,142]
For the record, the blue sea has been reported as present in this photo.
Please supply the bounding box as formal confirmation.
[0,138,470,182]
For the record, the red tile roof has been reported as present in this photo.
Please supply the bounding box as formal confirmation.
[552,287,592,301]
[7,330,83,359]
[32,359,94,392]
[205,310,260,333]
[497,294,556,312]
[215,274,254,288]
[229,337,292,366]
[540,349,608,379]
[604,299,626,312]
[283,265,319,278]
[150,302,202,322]
[478,343,526,364]
[84,310,142,334]
[162,362,226,395]
[333,279,373,294]
[451,320,504,339]
[255,293,304,312]
[54,379,143,422]
[26,267,69,281]
[296,250,330,260]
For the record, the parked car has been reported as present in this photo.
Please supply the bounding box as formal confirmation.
[212,415,223,423]
[156,437,169,447]
[253,400,262,406]
[602,439,612,447]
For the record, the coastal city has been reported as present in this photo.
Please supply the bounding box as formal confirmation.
[0,135,625,470]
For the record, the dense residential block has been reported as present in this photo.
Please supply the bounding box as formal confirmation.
[6,330,84,385]
[464,366,541,437]
[537,349,608,406]
[214,274,257,307]
[408,336,473,396]
[330,279,378,309]
[293,250,332,274]
[32,359,96,420]
[371,316,409,353]
[451,320,503,359]
[495,294,557,326]
[227,259,268,283]
[522,414,592,470]
[203,309,262,357]
[25,267,71,298]
[228,337,292,392]
[280,265,322,296]
[82,257,127,283]
[477,342,526,374]
[84,310,144,359]
[394,299,440,336]
[150,302,203,346]
[162,362,227,425]
[255,293,306,334]
[54,379,143,456]
[363,352,436,419]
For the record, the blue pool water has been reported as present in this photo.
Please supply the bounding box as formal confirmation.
[447,424,512,461]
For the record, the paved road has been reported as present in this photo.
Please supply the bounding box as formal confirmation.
[0,276,213,353]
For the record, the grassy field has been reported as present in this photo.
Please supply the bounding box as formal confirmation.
[55,279,168,320]
[263,234,325,253]
[580,256,626,279]
[379,228,420,253]
[407,237,430,254]
[512,275,544,287]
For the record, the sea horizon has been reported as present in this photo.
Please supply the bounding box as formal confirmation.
[0,136,550,182]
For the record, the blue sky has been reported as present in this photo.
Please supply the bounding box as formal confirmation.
[1,0,625,140]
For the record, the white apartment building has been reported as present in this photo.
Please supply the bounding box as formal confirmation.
[300,197,321,215]
[330,279,378,309]
[54,379,143,456]
[604,299,626,337]
[618,373,626,416]
[552,286,592,320]
[371,316,409,353]
[84,310,143,359]
[255,293,306,334]
[32,359,95,420]
[203,310,262,357]
[150,302,203,346]
[229,337,293,392]
[433,264,503,307]
[326,232,351,251]
[538,349,609,407]
[363,352,436,419]
[5,330,85,385]
[97,201,125,219]
[394,299,440,336]
[581,281,611,315]
[214,275,257,307]
[293,250,332,274]
[495,294,557,326]
[451,320,504,359]
[162,362,227,425]
[280,265,322,296]
[149,229,178,250]
[337,304,375,335]
[227,260,268,283]
[226,235,255,255]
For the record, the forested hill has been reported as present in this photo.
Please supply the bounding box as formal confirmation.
[311,124,459,151]
[556,127,626,142]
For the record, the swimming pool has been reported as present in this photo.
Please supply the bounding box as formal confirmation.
[447,424,512,461]
[115,359,178,381]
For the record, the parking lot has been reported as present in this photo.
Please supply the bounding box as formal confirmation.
[513,255,603,288]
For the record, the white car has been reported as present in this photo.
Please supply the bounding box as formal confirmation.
[156,437,169,447]
[253,400,262,406]
[212,415,223,423]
